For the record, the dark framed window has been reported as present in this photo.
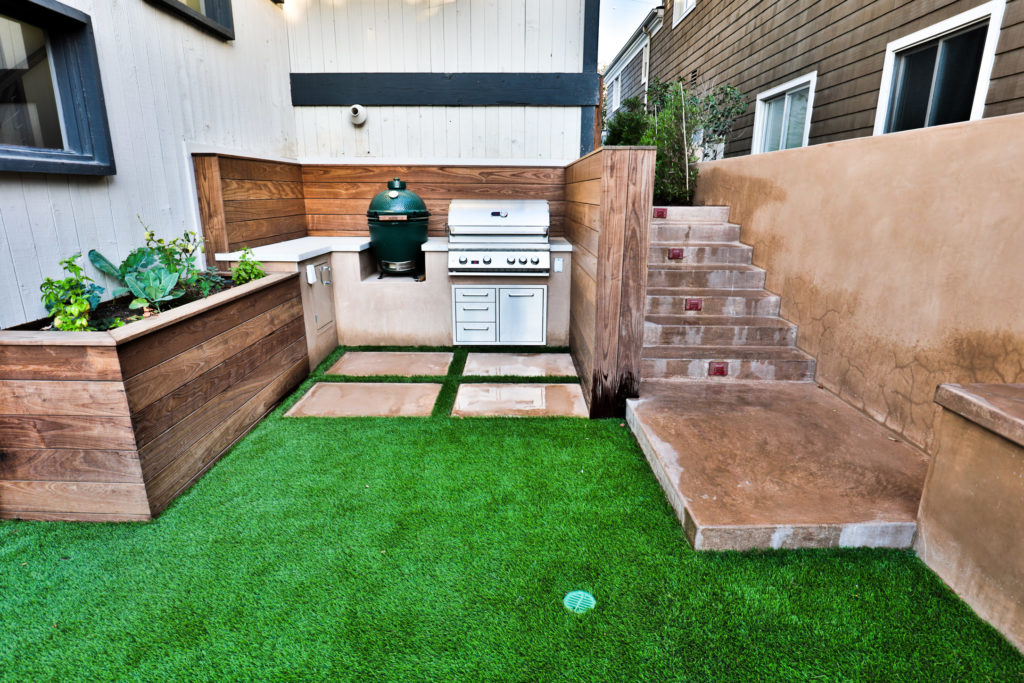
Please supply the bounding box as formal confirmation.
[0,0,115,175]
[885,21,989,133]
[143,0,234,41]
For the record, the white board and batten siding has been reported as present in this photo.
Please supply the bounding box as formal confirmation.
[285,0,586,164]
[0,0,297,328]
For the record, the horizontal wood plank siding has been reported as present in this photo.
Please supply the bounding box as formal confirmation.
[0,273,306,521]
[564,147,655,417]
[302,164,567,238]
[650,0,1024,155]
[194,155,309,256]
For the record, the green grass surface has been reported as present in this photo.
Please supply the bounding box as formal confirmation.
[1,349,1021,680]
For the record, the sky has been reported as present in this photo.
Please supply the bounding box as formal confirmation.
[598,0,660,70]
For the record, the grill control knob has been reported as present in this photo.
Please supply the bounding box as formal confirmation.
[483,257,492,265]
[518,257,527,264]
[458,256,468,264]
[530,257,540,265]
[507,257,516,265]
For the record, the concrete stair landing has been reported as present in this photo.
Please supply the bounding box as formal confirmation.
[627,382,929,551]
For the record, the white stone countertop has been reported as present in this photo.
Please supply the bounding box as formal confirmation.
[214,236,371,263]
[216,235,572,263]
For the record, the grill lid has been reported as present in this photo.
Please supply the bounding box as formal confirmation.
[447,199,549,235]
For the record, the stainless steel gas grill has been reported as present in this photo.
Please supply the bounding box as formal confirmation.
[446,199,551,276]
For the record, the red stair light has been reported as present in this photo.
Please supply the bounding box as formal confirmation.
[668,248,685,260]
[684,298,703,311]
[708,362,729,377]
[653,207,667,219]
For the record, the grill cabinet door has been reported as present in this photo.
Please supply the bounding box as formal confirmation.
[498,287,545,344]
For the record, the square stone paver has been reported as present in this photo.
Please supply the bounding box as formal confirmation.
[463,353,577,377]
[286,382,442,417]
[452,383,588,417]
[326,351,453,377]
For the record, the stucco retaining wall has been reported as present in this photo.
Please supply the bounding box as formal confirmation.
[694,113,1024,454]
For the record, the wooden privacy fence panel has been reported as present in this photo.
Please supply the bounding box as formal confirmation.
[193,155,307,256]
[303,164,566,237]
[565,146,655,418]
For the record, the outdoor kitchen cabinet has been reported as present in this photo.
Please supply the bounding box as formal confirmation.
[452,285,547,345]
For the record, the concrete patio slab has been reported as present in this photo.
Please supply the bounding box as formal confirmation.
[326,351,453,377]
[626,382,930,551]
[463,353,577,377]
[452,383,588,417]
[286,382,441,417]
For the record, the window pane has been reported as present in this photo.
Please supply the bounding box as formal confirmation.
[0,14,63,150]
[782,87,809,149]
[179,0,205,12]
[929,23,988,126]
[761,96,785,152]
[888,44,938,133]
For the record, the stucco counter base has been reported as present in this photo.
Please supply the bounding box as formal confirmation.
[626,382,930,551]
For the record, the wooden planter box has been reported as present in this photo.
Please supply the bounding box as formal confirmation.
[0,273,308,521]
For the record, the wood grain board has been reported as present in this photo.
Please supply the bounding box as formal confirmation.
[0,273,306,521]
[564,147,655,418]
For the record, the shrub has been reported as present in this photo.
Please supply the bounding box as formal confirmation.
[231,248,265,285]
[604,96,649,146]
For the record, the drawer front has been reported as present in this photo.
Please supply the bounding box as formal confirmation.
[498,287,546,344]
[455,322,497,343]
[454,287,496,303]
[455,302,496,322]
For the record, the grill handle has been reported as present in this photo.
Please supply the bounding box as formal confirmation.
[460,292,490,297]
[460,305,490,310]
[506,292,535,297]
[462,326,491,331]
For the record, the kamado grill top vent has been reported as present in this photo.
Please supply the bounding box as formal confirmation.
[447,199,551,276]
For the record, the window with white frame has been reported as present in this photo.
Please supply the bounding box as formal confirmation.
[752,73,817,154]
[874,0,1005,135]
[610,76,621,113]
[641,44,649,87]
[673,0,696,28]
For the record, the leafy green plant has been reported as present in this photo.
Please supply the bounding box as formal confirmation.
[604,96,649,146]
[125,267,183,312]
[40,254,104,331]
[231,248,265,285]
[141,222,225,298]
[88,247,156,296]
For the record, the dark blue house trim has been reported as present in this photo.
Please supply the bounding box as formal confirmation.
[142,0,234,41]
[580,0,601,156]
[290,72,602,107]
[0,0,115,176]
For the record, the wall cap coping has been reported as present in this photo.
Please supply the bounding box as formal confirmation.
[935,383,1024,447]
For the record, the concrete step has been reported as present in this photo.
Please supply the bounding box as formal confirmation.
[650,222,741,243]
[643,315,798,346]
[649,242,753,266]
[641,346,816,381]
[647,265,766,289]
[653,206,731,222]
[646,288,781,316]
[626,382,929,551]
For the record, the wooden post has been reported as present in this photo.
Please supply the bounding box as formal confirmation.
[565,146,656,418]
[192,154,229,260]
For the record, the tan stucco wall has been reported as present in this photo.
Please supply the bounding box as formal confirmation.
[694,114,1024,453]
[915,411,1024,652]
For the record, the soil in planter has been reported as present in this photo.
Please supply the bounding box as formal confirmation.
[7,276,240,332]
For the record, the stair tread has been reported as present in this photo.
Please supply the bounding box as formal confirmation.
[648,264,763,272]
[646,314,795,328]
[642,345,816,360]
[650,241,749,248]
[647,288,778,298]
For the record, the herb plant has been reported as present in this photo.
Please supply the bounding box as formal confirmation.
[40,254,104,331]
[231,248,265,285]
[125,267,184,312]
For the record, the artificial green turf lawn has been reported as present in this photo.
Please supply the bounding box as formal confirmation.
[1,350,1021,680]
